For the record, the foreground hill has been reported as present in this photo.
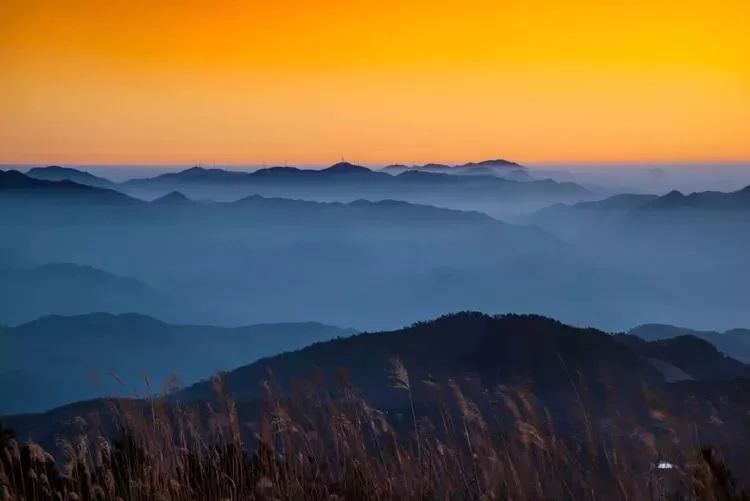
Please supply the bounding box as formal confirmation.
[0,313,353,414]
[7,312,750,488]
[180,312,750,407]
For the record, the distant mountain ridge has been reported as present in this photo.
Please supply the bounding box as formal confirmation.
[0,169,513,219]
[642,185,750,210]
[0,313,354,414]
[151,190,191,205]
[628,323,750,363]
[0,262,164,326]
[26,165,116,189]
[9,163,591,219]
[116,161,590,219]
[14,163,583,197]
[537,185,750,217]
[381,159,532,181]
[616,333,750,380]
[1,172,565,330]
[0,169,133,204]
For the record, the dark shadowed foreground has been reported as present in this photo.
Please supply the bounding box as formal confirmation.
[3,313,750,499]
[0,370,747,500]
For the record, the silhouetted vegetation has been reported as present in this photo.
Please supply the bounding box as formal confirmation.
[2,363,750,500]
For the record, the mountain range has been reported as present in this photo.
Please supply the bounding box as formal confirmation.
[628,323,750,363]
[2,170,571,330]
[0,169,131,204]
[535,184,750,217]
[26,165,117,189]
[0,313,353,414]
[6,312,750,478]
[5,168,750,332]
[380,159,532,180]
[180,312,750,405]
[18,162,592,219]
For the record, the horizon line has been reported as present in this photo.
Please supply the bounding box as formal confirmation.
[3,159,750,170]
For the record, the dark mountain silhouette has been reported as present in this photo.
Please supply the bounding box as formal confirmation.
[319,161,377,175]
[382,158,525,177]
[0,169,134,204]
[1,169,72,190]
[251,166,308,177]
[149,166,247,183]
[0,313,354,414]
[1,169,93,191]
[26,166,116,189]
[119,162,591,218]
[179,312,748,408]
[616,334,750,380]
[126,162,388,187]
[8,312,750,458]
[629,324,750,363]
[535,185,750,218]
[461,158,523,169]
[642,185,750,210]
[381,163,410,173]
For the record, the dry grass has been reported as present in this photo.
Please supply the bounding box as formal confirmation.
[1,362,748,500]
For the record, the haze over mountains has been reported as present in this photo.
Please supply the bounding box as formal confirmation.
[380,158,532,181]
[0,262,165,326]
[4,166,750,331]
[3,162,750,416]
[23,161,592,220]
[0,313,353,414]
[4,158,750,494]
[2,168,573,330]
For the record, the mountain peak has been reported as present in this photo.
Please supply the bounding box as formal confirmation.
[461,159,524,169]
[26,165,115,188]
[152,191,191,205]
[29,165,79,174]
[322,162,372,173]
[1,169,83,190]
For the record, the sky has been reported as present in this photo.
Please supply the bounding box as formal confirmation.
[1,0,749,166]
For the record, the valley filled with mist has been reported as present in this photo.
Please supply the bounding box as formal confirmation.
[3,160,750,498]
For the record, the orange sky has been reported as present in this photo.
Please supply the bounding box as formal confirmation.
[1,0,749,166]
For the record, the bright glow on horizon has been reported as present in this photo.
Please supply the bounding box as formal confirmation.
[1,0,749,165]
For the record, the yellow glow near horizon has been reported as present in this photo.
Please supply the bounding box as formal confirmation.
[1,0,749,165]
